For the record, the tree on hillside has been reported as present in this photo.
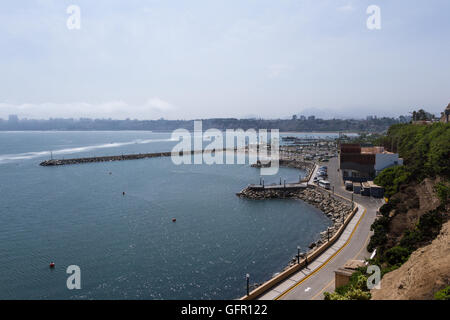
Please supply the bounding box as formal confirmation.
[411,109,434,121]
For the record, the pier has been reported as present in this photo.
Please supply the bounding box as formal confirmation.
[246,183,307,191]
[40,151,175,166]
[39,149,227,166]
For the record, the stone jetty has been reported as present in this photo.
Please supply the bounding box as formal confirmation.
[237,186,353,258]
[40,151,176,166]
[39,149,229,166]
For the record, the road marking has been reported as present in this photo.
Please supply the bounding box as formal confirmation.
[274,207,367,300]
[351,227,372,261]
[305,287,311,292]
[311,279,334,300]
[311,213,373,300]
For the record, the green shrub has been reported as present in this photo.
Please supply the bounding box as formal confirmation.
[434,286,450,300]
[416,209,444,242]
[434,182,450,204]
[384,246,410,266]
[374,166,411,198]
[324,270,371,300]
[345,288,371,300]
[399,229,422,252]
[368,216,390,252]
[379,200,399,216]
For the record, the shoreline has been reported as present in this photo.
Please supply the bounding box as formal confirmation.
[237,186,352,257]
[38,145,346,299]
[236,159,353,294]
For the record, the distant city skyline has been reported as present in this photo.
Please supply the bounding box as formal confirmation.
[1,1,449,120]
[1,111,415,121]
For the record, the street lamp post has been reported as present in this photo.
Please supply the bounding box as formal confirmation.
[246,273,250,296]
[351,193,354,208]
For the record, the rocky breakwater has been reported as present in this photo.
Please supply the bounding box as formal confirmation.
[237,186,353,261]
[39,152,173,166]
[39,148,236,166]
[251,159,314,182]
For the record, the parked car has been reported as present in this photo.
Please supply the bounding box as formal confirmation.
[345,180,353,191]
[319,180,331,189]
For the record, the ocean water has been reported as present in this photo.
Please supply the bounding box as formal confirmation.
[0,131,331,299]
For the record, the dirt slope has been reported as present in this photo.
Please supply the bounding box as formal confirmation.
[386,178,442,248]
[371,220,450,300]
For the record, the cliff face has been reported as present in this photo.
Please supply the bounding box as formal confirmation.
[385,178,443,249]
[369,176,449,300]
[366,122,450,299]
[371,220,450,300]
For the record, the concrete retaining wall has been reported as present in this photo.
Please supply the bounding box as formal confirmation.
[240,191,359,300]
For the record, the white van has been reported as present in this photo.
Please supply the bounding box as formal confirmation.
[319,180,331,190]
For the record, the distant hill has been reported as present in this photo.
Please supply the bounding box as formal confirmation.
[0,117,403,132]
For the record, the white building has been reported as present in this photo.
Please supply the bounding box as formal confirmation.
[340,144,403,181]
[374,152,403,175]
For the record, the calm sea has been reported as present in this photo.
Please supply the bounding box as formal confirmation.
[0,131,332,299]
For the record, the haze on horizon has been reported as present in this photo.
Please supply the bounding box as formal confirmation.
[0,0,449,121]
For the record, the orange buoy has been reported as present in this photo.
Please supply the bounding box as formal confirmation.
[49,262,55,268]
[172,218,176,222]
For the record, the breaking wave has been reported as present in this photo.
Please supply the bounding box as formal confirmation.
[0,138,177,163]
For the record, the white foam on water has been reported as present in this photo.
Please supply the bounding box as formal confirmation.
[0,138,177,163]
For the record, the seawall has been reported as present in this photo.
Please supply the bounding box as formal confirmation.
[39,149,230,166]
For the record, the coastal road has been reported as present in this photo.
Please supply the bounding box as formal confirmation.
[258,157,383,300]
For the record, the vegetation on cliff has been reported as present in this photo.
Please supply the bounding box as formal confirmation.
[434,286,450,300]
[324,121,449,300]
[368,122,449,285]
[375,122,450,181]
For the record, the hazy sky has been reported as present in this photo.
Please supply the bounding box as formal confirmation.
[0,0,449,120]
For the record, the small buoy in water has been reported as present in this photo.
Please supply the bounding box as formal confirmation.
[49,262,55,268]
[122,192,125,196]
[172,218,176,222]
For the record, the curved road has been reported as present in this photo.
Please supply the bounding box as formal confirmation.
[258,157,383,300]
